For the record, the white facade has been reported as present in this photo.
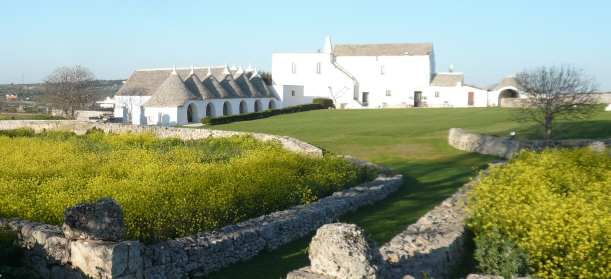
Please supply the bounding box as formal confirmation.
[272,37,520,109]
[114,65,279,126]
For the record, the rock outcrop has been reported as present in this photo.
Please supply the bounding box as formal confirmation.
[309,223,383,279]
[63,197,126,241]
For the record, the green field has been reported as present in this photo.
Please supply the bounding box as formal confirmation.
[198,107,611,279]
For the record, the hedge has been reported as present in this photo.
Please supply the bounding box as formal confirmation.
[202,103,324,125]
[313,98,334,109]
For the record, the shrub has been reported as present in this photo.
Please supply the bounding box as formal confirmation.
[473,226,530,279]
[202,103,323,125]
[313,98,334,109]
[467,148,611,279]
[0,225,22,267]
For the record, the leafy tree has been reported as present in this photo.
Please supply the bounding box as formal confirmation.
[43,65,97,119]
[514,64,600,140]
[259,70,272,85]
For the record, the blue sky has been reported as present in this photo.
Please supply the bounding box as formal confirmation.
[1,0,610,91]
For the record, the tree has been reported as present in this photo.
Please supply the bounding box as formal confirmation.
[513,64,600,140]
[259,70,272,85]
[328,86,349,108]
[43,65,97,119]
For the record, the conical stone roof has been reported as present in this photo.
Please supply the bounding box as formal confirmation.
[145,71,198,107]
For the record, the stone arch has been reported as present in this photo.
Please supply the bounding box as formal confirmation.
[239,100,248,114]
[205,102,216,117]
[223,101,232,116]
[187,103,198,123]
[498,88,520,107]
[268,99,277,109]
[254,99,262,112]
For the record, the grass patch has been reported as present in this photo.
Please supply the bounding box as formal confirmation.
[198,107,611,278]
[0,113,64,120]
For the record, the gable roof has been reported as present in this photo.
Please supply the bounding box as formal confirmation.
[430,73,463,87]
[332,43,433,56]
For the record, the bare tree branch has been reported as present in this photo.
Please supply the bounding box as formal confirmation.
[43,65,97,119]
[116,87,147,124]
[513,64,600,140]
[328,86,349,107]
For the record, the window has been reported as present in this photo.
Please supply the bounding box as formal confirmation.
[316,62,321,74]
[291,91,295,96]
[435,91,440,97]
[292,62,297,74]
[386,90,391,96]
[380,66,386,75]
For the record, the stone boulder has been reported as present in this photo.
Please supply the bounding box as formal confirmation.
[309,223,384,279]
[63,197,126,241]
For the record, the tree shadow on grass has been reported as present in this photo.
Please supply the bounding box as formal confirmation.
[485,120,611,140]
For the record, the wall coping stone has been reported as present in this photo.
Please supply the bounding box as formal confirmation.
[448,128,610,158]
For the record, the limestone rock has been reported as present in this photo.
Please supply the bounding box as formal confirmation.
[63,197,126,241]
[309,223,383,279]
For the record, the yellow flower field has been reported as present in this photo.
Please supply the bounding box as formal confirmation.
[468,148,611,278]
[0,128,375,244]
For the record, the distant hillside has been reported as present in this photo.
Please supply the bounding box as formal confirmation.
[0,79,126,102]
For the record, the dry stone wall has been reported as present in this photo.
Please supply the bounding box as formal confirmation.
[287,184,471,279]
[448,128,611,158]
[0,120,323,157]
[0,120,402,278]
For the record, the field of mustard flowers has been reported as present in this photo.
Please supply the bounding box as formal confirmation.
[468,148,611,279]
[0,128,374,244]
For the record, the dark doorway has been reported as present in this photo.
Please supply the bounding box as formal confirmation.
[414,91,422,107]
[187,104,194,122]
[468,92,474,106]
[362,92,369,107]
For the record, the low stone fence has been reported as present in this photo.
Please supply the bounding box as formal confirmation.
[448,128,611,158]
[0,120,323,157]
[0,120,402,278]
[287,181,470,279]
[1,174,402,279]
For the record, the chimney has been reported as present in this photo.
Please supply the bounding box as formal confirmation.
[324,36,332,53]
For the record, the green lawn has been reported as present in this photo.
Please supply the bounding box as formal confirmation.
[195,107,611,279]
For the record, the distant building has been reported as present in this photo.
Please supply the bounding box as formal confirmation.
[97,97,116,109]
[272,37,523,108]
[5,94,17,101]
[114,65,279,126]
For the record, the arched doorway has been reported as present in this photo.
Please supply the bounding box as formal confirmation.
[206,103,216,117]
[223,101,232,116]
[268,99,277,109]
[498,89,520,107]
[254,99,262,112]
[239,101,247,114]
[187,103,198,123]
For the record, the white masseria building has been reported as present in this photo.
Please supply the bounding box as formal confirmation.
[272,37,521,109]
[114,64,279,126]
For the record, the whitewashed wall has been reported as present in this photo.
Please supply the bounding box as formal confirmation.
[335,55,432,108]
[272,52,353,108]
[272,52,433,109]
[424,85,491,108]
